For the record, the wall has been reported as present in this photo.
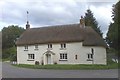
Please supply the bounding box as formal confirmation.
[17,42,106,65]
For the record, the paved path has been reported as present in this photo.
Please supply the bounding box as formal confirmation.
[2,62,118,78]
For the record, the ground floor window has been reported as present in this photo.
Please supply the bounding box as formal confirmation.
[75,55,77,60]
[87,54,93,61]
[28,54,35,60]
[60,53,67,60]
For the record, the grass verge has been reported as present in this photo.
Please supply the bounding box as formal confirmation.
[12,59,118,70]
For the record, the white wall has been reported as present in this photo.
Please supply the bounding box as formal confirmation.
[17,42,106,65]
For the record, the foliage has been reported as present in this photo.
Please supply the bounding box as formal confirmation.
[2,25,25,60]
[106,1,120,56]
[84,9,103,37]
[2,47,17,61]
[2,25,25,49]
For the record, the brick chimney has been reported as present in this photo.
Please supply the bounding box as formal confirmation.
[80,16,85,28]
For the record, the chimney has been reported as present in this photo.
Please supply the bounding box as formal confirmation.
[26,11,30,29]
[80,16,85,28]
[26,21,30,29]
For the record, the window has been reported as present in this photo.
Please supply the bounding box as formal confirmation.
[87,54,93,61]
[75,55,77,60]
[48,44,52,48]
[28,54,35,60]
[35,45,38,50]
[24,45,28,51]
[60,43,66,49]
[60,53,67,60]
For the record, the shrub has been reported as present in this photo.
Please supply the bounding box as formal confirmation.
[54,61,57,65]
[35,61,39,65]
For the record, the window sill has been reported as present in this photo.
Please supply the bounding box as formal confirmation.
[34,49,39,50]
[60,48,66,50]
[87,59,93,61]
[24,50,28,51]
[27,59,34,61]
[47,48,52,50]
[59,59,68,61]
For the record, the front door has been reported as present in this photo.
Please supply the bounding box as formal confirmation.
[46,54,51,64]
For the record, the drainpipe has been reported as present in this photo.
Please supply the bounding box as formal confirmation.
[91,48,94,64]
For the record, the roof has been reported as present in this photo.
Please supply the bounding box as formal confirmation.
[16,24,107,48]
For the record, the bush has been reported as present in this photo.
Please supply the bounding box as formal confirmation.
[2,47,17,61]
[35,61,39,65]
[54,61,57,65]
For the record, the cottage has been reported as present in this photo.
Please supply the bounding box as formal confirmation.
[16,17,107,65]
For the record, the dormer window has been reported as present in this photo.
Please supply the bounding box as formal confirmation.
[60,43,66,49]
[24,45,28,51]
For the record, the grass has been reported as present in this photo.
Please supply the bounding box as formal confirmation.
[12,59,118,70]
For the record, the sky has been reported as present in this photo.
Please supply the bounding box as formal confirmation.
[0,0,118,38]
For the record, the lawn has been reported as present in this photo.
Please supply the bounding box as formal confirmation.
[12,59,118,70]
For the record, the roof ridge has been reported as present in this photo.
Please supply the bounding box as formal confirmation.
[30,23,79,29]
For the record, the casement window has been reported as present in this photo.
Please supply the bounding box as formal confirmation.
[48,44,52,48]
[24,45,28,51]
[35,45,38,50]
[87,54,93,61]
[87,48,94,61]
[60,43,66,49]
[60,53,67,60]
[75,55,77,60]
[28,54,35,60]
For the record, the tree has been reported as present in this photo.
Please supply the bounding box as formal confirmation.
[106,1,120,56]
[84,9,103,37]
[2,25,25,59]
[2,25,25,49]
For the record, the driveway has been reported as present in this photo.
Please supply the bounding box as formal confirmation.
[2,62,118,78]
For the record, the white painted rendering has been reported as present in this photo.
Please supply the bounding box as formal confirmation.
[17,42,107,65]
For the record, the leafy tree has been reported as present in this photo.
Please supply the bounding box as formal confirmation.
[2,25,25,49]
[2,25,25,59]
[106,1,120,56]
[84,9,103,37]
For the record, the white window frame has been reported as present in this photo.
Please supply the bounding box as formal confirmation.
[59,53,67,60]
[28,54,35,61]
[60,43,66,49]
[24,45,28,51]
[35,45,39,50]
[47,44,52,50]
[87,53,93,61]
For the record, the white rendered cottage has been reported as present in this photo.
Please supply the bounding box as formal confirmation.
[16,18,107,65]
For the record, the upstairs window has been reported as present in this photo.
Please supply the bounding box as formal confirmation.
[60,43,66,49]
[35,45,38,50]
[48,44,52,48]
[24,45,28,51]
[47,44,52,50]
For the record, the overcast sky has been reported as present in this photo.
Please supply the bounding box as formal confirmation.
[0,0,118,38]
